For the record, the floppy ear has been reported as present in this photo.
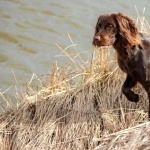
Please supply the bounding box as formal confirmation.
[113,13,140,48]
[94,16,100,35]
[92,16,99,45]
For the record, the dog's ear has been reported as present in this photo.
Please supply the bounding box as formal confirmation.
[115,13,138,34]
[94,16,101,35]
[112,13,140,48]
[92,16,100,45]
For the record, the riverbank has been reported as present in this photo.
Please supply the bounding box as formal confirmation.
[0,45,149,149]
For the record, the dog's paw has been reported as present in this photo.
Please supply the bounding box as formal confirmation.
[127,93,139,103]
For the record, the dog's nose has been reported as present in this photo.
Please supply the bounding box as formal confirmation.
[94,35,101,41]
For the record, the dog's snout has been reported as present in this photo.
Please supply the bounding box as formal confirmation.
[94,35,101,41]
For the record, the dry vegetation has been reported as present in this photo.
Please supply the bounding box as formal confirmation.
[0,10,150,150]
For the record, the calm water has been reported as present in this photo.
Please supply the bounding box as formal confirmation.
[0,0,150,105]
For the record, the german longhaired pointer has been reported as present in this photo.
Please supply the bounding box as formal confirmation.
[92,12,150,120]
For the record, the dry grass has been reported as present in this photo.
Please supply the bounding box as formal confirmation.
[0,10,150,150]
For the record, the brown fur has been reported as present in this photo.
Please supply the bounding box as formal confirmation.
[93,12,150,120]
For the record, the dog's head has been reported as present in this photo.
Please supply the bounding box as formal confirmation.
[92,13,140,49]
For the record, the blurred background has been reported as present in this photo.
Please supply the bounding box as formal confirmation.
[0,0,150,105]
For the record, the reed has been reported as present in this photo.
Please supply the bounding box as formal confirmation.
[0,11,150,150]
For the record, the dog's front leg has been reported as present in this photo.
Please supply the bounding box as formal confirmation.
[122,74,139,102]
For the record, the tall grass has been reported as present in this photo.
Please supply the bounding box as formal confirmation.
[0,10,150,150]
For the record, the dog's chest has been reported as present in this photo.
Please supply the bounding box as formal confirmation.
[117,57,133,74]
[117,49,143,74]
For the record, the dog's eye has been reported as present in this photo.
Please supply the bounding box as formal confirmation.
[109,24,113,27]
[106,24,114,30]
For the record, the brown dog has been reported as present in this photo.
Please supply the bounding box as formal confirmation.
[92,12,150,120]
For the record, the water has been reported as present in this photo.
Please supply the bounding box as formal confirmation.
[0,0,150,105]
